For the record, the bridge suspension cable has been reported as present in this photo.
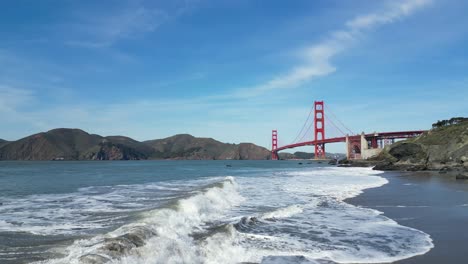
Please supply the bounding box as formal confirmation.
[285,102,356,148]
[325,115,346,136]
[290,105,314,144]
[270,100,427,161]
[296,120,315,143]
[325,105,355,135]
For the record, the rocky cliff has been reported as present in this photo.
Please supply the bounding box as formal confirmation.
[373,119,468,171]
[0,129,271,161]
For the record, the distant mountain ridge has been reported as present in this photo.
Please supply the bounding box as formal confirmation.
[0,129,271,161]
[144,134,270,160]
[0,139,9,148]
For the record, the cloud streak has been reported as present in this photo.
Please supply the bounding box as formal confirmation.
[0,85,34,113]
[232,0,432,98]
[65,0,198,48]
[66,7,169,48]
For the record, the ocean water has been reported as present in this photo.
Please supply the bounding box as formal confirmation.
[0,161,433,264]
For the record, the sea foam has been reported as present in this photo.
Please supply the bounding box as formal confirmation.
[35,167,433,264]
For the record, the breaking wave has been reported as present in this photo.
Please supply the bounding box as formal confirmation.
[30,167,433,264]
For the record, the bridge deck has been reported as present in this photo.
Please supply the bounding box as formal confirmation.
[274,130,426,153]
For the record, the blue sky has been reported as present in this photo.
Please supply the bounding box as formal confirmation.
[1,0,467,153]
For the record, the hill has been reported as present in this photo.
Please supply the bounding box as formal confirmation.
[0,129,101,160]
[144,134,270,160]
[0,129,152,160]
[0,129,271,161]
[373,119,468,171]
[0,139,9,148]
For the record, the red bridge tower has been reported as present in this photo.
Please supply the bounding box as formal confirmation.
[314,101,326,159]
[271,130,278,160]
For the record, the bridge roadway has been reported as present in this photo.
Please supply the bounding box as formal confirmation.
[273,130,427,153]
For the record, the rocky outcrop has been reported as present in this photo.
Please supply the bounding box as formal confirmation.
[372,120,468,172]
[338,158,378,168]
[79,226,157,263]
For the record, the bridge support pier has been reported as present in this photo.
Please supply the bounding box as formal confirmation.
[361,132,367,153]
[360,132,384,159]
[345,134,350,159]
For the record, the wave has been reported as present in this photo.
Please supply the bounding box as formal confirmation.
[226,167,433,264]
[32,167,434,264]
[37,176,243,264]
[0,178,216,236]
[261,205,303,220]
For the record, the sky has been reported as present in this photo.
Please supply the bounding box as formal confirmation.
[1,0,467,153]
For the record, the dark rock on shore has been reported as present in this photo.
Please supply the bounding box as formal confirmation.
[79,254,110,264]
[373,161,428,171]
[337,159,377,168]
[80,226,157,263]
[439,166,454,174]
[456,173,468,180]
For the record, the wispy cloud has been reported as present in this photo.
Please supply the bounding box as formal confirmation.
[66,7,169,48]
[231,0,432,98]
[65,0,198,49]
[0,85,34,113]
[346,0,431,29]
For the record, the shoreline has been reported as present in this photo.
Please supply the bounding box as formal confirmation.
[346,170,468,264]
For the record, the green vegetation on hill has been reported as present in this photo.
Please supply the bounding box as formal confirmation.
[374,118,468,171]
[0,129,271,161]
[432,117,468,129]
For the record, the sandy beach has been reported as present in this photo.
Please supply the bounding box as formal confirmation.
[347,171,468,264]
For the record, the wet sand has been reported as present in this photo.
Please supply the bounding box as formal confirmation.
[347,171,468,264]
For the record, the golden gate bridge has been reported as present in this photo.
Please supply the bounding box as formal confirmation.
[271,101,426,160]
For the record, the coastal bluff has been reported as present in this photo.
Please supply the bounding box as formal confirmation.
[373,118,468,172]
[0,129,271,161]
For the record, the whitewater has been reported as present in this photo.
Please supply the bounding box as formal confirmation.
[0,161,433,264]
